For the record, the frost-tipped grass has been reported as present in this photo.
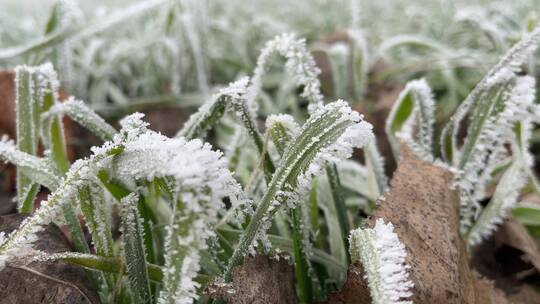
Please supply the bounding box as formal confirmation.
[349,219,413,304]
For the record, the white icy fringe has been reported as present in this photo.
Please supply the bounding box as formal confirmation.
[349,219,413,304]
[247,33,324,116]
[385,78,435,161]
[467,160,528,246]
[457,76,540,232]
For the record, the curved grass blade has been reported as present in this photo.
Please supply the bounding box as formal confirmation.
[385,78,435,161]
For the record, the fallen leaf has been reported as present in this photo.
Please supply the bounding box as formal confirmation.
[497,218,540,272]
[207,253,297,304]
[508,284,540,304]
[0,214,100,304]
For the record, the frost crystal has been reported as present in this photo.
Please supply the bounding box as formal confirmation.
[247,33,324,116]
[349,219,413,304]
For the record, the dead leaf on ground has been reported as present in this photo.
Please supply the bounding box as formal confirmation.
[206,253,297,304]
[0,214,100,304]
[324,144,510,304]
[497,219,540,273]
[473,217,540,296]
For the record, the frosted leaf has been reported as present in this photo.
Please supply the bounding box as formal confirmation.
[457,76,539,231]
[441,24,540,164]
[43,97,117,141]
[120,193,151,303]
[247,33,324,116]
[0,114,138,265]
[108,116,242,304]
[77,184,114,258]
[296,100,373,195]
[177,77,249,139]
[466,159,528,246]
[385,78,435,161]
[349,219,413,304]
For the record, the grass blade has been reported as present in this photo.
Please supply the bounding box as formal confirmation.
[44,98,117,141]
[120,194,152,304]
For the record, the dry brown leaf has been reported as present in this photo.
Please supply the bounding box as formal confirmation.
[324,145,510,304]
[472,217,540,296]
[496,218,540,272]
[206,253,297,304]
[508,284,540,304]
[320,264,371,304]
[0,214,100,304]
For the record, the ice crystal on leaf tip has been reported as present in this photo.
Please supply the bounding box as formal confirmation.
[247,33,324,116]
[265,114,300,137]
[349,219,413,304]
